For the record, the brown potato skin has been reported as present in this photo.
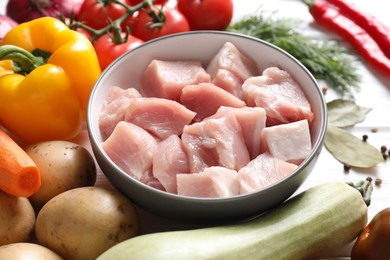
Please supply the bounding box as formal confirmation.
[0,243,63,260]
[25,141,97,208]
[35,186,139,260]
[0,191,35,246]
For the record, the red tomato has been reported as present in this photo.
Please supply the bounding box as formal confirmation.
[77,0,132,30]
[75,28,93,41]
[177,0,233,30]
[93,33,144,70]
[131,5,190,42]
[129,0,168,5]
[121,11,139,31]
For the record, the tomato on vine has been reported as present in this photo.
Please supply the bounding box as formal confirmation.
[77,0,132,29]
[177,0,233,30]
[93,32,144,70]
[129,0,168,5]
[131,5,190,42]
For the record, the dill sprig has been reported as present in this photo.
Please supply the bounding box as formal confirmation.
[227,13,361,94]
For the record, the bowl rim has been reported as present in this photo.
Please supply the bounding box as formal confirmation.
[87,30,328,203]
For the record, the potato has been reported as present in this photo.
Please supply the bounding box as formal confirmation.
[35,186,139,260]
[0,191,35,246]
[0,243,63,260]
[25,141,97,208]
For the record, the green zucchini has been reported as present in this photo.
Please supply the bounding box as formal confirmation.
[97,182,369,260]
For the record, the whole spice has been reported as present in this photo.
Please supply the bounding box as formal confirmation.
[327,99,371,128]
[351,207,390,259]
[370,128,378,133]
[325,100,383,168]
[374,178,382,186]
[0,17,101,143]
[325,127,384,168]
[381,145,388,160]
[305,0,390,78]
[227,11,360,94]
[326,0,390,58]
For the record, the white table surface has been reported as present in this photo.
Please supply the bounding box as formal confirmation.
[1,0,389,258]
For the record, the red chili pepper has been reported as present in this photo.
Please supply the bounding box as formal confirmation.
[326,0,390,59]
[305,0,390,78]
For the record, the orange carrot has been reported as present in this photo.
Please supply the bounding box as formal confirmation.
[0,127,41,197]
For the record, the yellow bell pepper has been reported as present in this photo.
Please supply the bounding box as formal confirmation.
[0,60,13,78]
[0,17,101,143]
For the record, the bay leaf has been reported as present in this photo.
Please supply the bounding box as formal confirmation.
[324,125,384,168]
[327,99,372,127]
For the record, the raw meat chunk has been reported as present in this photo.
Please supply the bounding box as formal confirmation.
[207,42,258,83]
[141,168,165,191]
[124,97,196,140]
[104,86,142,104]
[210,106,266,159]
[153,135,189,193]
[99,86,142,140]
[182,114,250,173]
[237,152,298,194]
[261,120,312,165]
[140,59,211,101]
[180,82,245,121]
[212,69,244,99]
[101,121,158,185]
[177,167,239,198]
[242,67,314,126]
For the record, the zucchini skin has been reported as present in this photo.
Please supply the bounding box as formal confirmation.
[97,182,367,260]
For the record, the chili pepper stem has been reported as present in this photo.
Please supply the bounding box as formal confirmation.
[0,45,46,74]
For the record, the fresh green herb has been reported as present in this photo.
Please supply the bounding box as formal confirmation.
[227,13,361,94]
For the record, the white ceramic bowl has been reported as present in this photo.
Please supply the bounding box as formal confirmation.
[87,31,327,223]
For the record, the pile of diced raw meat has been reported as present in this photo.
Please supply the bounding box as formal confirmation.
[99,42,314,198]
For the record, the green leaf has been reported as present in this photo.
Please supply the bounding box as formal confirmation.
[324,125,384,168]
[327,99,372,127]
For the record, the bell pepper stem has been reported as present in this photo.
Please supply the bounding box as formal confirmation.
[0,45,46,74]
[346,177,373,206]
